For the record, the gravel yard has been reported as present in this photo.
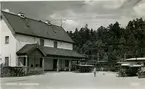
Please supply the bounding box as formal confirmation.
[1,72,145,89]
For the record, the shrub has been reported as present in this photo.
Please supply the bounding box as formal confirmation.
[0,66,26,77]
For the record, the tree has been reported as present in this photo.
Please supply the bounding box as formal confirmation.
[67,17,145,62]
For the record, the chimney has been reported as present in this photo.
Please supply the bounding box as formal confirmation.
[45,20,51,25]
[18,12,25,18]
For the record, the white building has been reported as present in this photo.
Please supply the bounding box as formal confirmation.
[0,11,85,73]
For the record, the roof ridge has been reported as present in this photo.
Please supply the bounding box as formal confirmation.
[1,10,54,26]
[50,24,61,28]
[1,10,18,16]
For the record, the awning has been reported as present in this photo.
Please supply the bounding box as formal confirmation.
[78,64,94,67]
[126,58,145,61]
[121,64,130,66]
[17,44,85,59]
[121,63,142,67]
[130,64,143,67]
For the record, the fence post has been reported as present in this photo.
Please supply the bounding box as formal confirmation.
[25,55,28,75]
[42,57,45,72]
[57,58,60,72]
[69,60,72,72]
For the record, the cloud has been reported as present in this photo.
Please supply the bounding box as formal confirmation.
[1,1,145,31]
[120,0,142,9]
[48,0,145,31]
[134,2,145,17]
[2,8,16,15]
[49,9,77,20]
[48,0,127,30]
[103,0,126,9]
[3,9,10,12]
[63,19,80,31]
[63,19,78,25]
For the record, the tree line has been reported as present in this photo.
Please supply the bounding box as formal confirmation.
[67,18,145,62]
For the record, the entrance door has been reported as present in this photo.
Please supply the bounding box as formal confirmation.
[65,60,69,67]
[53,59,57,70]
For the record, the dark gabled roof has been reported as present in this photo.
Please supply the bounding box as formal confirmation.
[39,46,85,58]
[1,11,74,43]
[17,44,85,59]
[16,44,46,56]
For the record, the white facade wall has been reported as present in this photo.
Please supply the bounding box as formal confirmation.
[0,21,1,56]
[44,39,54,47]
[0,20,17,66]
[57,41,73,50]
[16,35,73,51]
[0,20,2,64]
[16,34,40,51]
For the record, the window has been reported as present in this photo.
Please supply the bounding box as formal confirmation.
[5,57,9,66]
[23,57,26,66]
[40,58,43,67]
[40,38,44,46]
[5,36,9,44]
[54,41,57,48]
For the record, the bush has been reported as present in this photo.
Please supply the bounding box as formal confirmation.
[0,66,26,77]
[27,68,44,75]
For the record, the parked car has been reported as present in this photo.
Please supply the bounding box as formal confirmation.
[137,66,145,78]
[118,64,141,77]
[77,64,94,73]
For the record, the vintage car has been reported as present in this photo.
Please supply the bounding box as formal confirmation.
[77,64,94,72]
[118,64,141,77]
[137,66,145,78]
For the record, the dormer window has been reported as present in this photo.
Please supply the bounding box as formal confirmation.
[18,12,25,18]
[54,41,57,48]
[45,20,51,25]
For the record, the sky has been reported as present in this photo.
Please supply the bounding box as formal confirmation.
[1,0,145,31]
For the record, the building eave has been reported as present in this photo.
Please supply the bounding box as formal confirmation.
[15,32,75,44]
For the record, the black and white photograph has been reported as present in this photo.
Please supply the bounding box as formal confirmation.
[0,0,145,89]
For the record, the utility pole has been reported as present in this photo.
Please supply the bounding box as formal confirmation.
[124,53,126,62]
[60,18,63,27]
[97,52,99,62]
[97,52,100,69]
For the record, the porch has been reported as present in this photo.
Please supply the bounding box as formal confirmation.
[17,56,80,74]
[16,44,85,75]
